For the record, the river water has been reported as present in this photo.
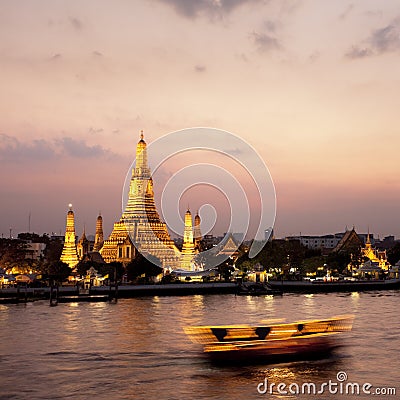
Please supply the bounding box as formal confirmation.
[0,291,399,399]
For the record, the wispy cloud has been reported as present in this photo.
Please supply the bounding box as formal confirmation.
[69,16,83,30]
[50,53,62,61]
[339,4,354,20]
[0,134,55,162]
[0,134,115,162]
[194,64,206,73]
[345,46,373,59]
[251,31,282,53]
[346,17,400,59]
[57,137,111,158]
[156,0,261,19]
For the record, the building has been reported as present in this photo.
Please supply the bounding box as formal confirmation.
[60,205,79,269]
[180,209,196,270]
[100,132,181,268]
[193,211,202,251]
[93,214,104,252]
[360,233,391,271]
[287,234,344,250]
[24,242,46,261]
[333,228,363,253]
[77,228,92,259]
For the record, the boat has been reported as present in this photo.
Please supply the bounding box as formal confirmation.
[236,282,283,296]
[184,314,354,363]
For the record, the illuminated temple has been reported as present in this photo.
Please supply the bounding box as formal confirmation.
[60,205,79,269]
[180,209,196,270]
[100,132,181,269]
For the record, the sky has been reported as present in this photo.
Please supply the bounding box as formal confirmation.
[1,0,400,240]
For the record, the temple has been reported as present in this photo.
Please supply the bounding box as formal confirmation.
[100,132,181,269]
[77,227,90,259]
[60,205,79,268]
[361,233,390,271]
[93,214,104,252]
[180,209,196,270]
[193,211,202,251]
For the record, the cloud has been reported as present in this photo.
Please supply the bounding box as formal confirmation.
[0,134,115,162]
[57,137,111,158]
[50,53,62,61]
[88,127,104,135]
[156,0,261,18]
[251,31,281,52]
[0,134,56,162]
[369,19,400,53]
[69,16,83,30]
[339,4,353,20]
[263,19,281,33]
[92,51,103,57]
[345,46,373,59]
[346,17,400,59]
[194,64,206,73]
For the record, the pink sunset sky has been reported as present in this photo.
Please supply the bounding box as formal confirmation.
[1,0,400,240]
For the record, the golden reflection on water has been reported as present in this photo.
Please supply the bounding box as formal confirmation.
[1,292,399,400]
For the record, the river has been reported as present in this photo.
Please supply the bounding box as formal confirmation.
[0,291,399,399]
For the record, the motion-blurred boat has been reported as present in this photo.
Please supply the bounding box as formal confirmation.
[184,315,354,363]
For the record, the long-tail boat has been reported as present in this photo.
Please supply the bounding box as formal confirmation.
[184,315,354,363]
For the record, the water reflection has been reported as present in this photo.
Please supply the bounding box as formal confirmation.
[0,292,399,399]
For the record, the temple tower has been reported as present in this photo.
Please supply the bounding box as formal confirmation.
[93,214,104,252]
[101,132,180,268]
[180,209,196,270]
[60,204,79,268]
[77,227,90,259]
[193,211,202,251]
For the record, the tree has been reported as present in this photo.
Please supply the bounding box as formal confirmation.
[100,261,125,282]
[388,243,400,265]
[126,253,162,282]
[40,260,72,284]
[44,238,63,263]
[0,239,28,273]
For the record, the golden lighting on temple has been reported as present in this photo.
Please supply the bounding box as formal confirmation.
[100,132,181,269]
[60,205,79,268]
[180,208,196,270]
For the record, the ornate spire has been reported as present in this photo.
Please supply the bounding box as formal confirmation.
[101,131,180,269]
[79,225,87,241]
[60,205,79,268]
[193,211,202,251]
[93,213,104,252]
[366,228,371,246]
[181,208,195,270]
[135,131,149,177]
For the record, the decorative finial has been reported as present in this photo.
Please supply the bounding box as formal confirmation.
[140,130,144,140]
[68,203,73,210]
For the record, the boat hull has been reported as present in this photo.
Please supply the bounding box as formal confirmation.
[204,332,341,364]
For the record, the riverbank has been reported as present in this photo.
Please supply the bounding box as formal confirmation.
[1,279,399,303]
[268,278,400,293]
[0,282,238,303]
